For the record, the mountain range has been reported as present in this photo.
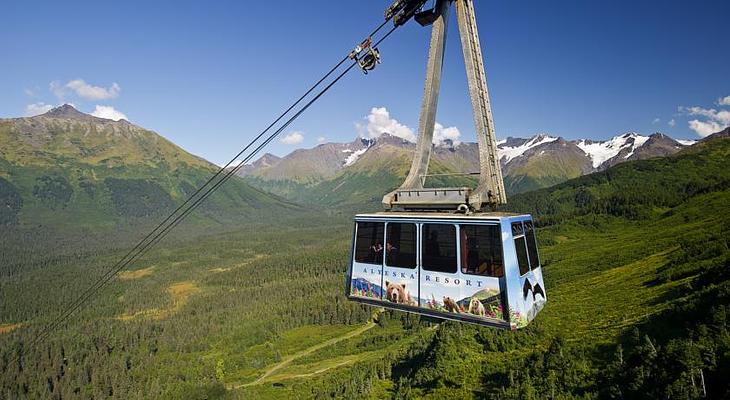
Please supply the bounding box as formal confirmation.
[0,103,713,231]
[237,130,697,203]
[0,105,295,231]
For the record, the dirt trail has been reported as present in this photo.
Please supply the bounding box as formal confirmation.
[235,321,376,388]
[0,323,23,334]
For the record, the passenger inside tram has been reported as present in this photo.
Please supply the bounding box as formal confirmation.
[425,230,440,257]
[368,242,383,263]
[460,225,504,277]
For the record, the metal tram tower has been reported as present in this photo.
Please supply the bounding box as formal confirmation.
[382,0,506,212]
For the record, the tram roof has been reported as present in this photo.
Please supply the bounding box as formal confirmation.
[355,211,530,221]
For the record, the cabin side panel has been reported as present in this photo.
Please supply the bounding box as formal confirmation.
[501,219,525,329]
[504,216,547,328]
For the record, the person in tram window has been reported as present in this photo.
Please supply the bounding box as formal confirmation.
[425,231,440,257]
[372,242,383,263]
[460,229,470,273]
[461,228,480,274]
[386,242,399,264]
[369,241,383,263]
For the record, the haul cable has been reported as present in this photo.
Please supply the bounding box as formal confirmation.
[18,22,401,357]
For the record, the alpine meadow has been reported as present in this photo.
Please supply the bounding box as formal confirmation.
[2,0,730,399]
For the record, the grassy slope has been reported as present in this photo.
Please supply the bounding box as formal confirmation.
[503,146,589,194]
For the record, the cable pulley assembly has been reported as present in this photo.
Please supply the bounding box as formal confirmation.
[349,37,381,74]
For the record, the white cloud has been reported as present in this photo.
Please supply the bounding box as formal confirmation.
[50,81,66,99]
[718,95,730,106]
[668,119,676,127]
[680,106,730,124]
[317,136,326,144]
[688,120,724,137]
[679,104,730,137]
[433,123,461,145]
[91,105,128,121]
[50,79,121,100]
[357,107,416,142]
[356,106,461,145]
[280,131,304,145]
[652,117,660,124]
[24,102,54,116]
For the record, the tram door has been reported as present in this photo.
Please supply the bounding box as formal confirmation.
[511,219,547,323]
[382,222,419,306]
[419,223,462,314]
[349,221,385,301]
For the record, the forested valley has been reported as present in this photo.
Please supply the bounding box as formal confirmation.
[1,136,729,399]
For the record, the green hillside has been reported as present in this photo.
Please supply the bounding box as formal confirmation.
[502,144,590,195]
[1,132,728,398]
[279,143,479,210]
[0,106,298,234]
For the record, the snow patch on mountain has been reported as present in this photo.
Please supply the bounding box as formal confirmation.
[623,135,650,159]
[498,135,558,163]
[677,139,697,146]
[577,133,649,168]
[343,148,368,167]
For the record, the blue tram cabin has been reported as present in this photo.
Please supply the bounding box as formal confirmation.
[346,212,546,329]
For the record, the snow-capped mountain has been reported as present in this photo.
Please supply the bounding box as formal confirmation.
[576,132,691,170]
[577,133,649,168]
[237,137,374,183]
[237,131,696,198]
[497,135,559,163]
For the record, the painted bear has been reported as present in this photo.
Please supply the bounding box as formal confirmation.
[385,281,410,304]
[443,296,461,313]
[467,297,486,316]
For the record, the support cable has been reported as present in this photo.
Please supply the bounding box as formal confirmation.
[15,22,400,359]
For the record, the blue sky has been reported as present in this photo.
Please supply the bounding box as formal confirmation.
[2,0,729,164]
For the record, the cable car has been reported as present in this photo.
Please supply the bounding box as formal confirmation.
[346,212,545,329]
[345,0,547,328]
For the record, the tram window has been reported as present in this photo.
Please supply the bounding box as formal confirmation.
[512,222,530,275]
[422,224,457,273]
[354,222,384,265]
[511,222,523,237]
[460,225,504,277]
[524,221,540,269]
[386,223,416,269]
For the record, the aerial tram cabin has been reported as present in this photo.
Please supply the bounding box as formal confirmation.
[346,213,545,329]
[345,0,546,329]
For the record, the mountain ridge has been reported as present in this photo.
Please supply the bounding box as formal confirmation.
[0,105,297,230]
[238,130,697,201]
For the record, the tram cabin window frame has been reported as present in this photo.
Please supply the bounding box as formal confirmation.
[524,220,541,270]
[459,224,505,278]
[354,221,384,265]
[421,223,457,273]
[385,222,417,269]
[512,221,531,276]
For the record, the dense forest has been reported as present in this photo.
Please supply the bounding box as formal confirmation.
[1,137,728,399]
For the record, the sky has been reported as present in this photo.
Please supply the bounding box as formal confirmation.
[2,0,729,165]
